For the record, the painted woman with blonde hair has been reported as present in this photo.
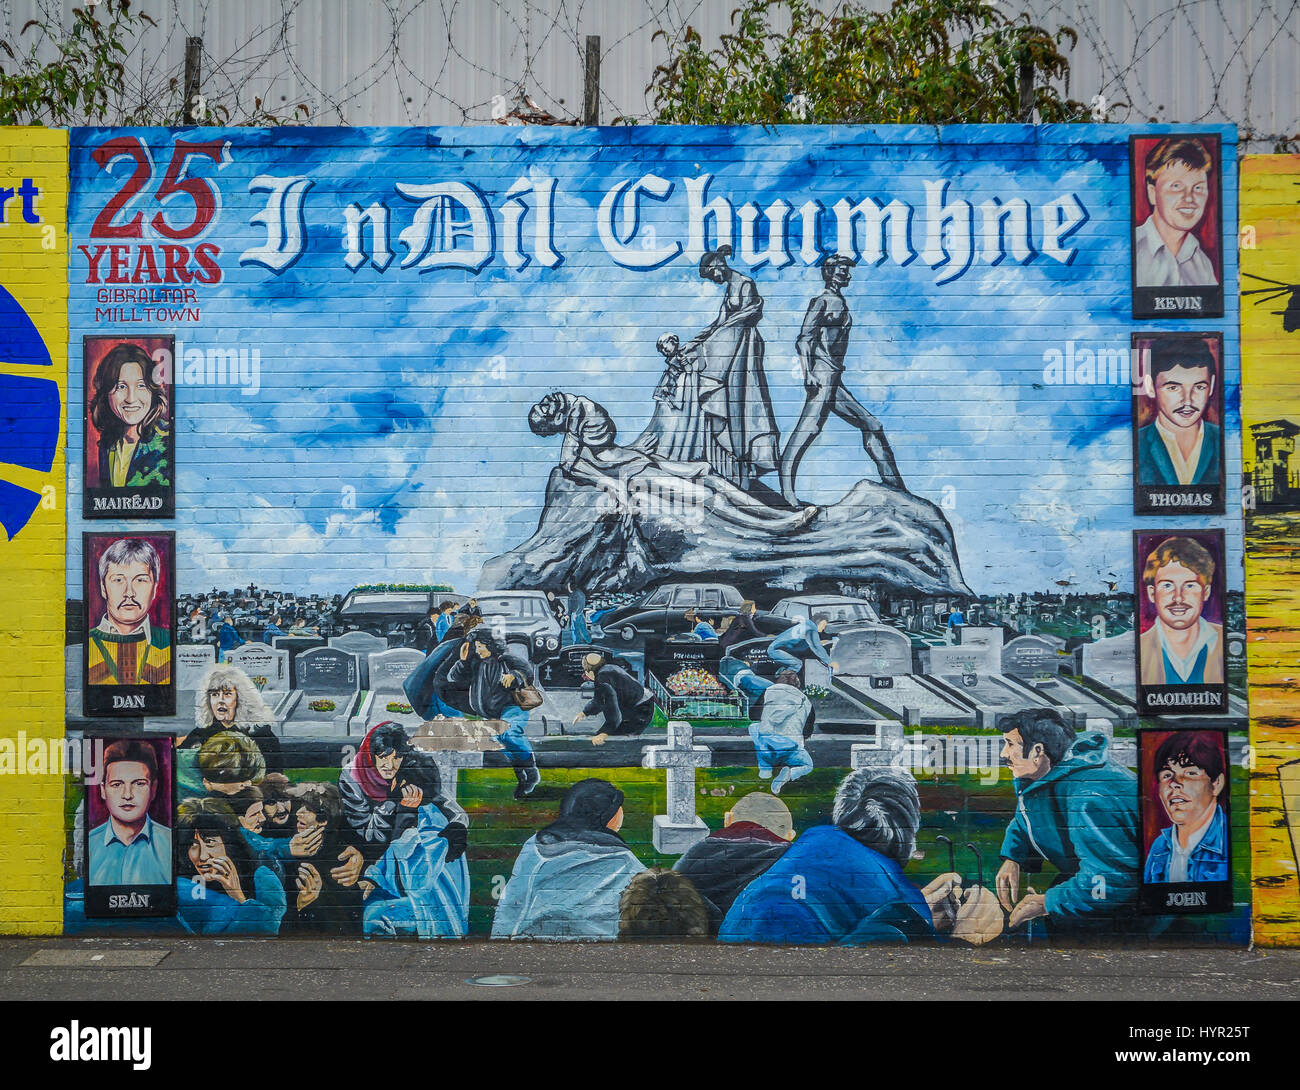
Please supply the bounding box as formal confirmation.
[180,663,282,773]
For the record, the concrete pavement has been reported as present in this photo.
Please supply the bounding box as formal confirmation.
[3,936,1298,1001]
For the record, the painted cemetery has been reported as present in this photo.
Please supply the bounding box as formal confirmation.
[49,123,1268,945]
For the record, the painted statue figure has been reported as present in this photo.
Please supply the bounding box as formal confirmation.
[683,245,780,489]
[631,332,709,464]
[779,256,905,508]
[527,391,817,534]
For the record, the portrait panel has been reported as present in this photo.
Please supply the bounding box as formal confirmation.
[1131,332,1226,514]
[82,334,175,519]
[1138,728,1232,914]
[83,734,177,918]
[1129,133,1225,319]
[83,531,176,717]
[1133,529,1228,716]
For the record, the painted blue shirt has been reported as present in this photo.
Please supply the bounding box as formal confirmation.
[1162,644,1209,685]
[175,866,286,935]
[1143,804,1229,885]
[88,815,172,887]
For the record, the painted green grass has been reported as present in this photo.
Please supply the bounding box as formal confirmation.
[457,764,1252,940]
[61,753,1253,942]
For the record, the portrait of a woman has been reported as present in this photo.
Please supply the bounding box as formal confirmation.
[88,341,171,490]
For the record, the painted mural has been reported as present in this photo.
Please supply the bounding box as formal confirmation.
[1241,153,1300,947]
[56,123,1253,945]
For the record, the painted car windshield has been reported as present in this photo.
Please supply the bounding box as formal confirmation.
[479,597,536,617]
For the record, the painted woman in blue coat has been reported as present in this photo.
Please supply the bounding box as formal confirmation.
[174,796,286,935]
[720,767,955,945]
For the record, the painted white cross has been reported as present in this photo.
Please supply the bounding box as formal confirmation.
[642,720,712,853]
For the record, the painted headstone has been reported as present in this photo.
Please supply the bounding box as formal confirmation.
[410,718,504,808]
[225,641,289,694]
[850,722,907,768]
[537,644,598,689]
[272,635,325,689]
[296,646,360,694]
[832,625,913,676]
[1002,635,1064,679]
[643,720,711,854]
[368,648,426,694]
[329,631,389,688]
[1080,631,1137,697]
[958,626,1005,652]
[176,643,216,691]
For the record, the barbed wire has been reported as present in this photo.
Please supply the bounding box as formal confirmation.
[1,0,1296,148]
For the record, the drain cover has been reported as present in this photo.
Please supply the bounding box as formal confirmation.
[466,974,531,987]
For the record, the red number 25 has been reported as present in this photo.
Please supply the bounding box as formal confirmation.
[90,136,230,241]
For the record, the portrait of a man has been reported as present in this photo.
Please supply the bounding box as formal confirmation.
[1134,334,1222,488]
[1142,731,1229,886]
[87,738,173,888]
[1133,136,1219,289]
[1137,535,1224,687]
[87,537,172,688]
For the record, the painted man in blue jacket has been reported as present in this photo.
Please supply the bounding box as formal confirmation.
[447,630,541,799]
[1143,730,1229,884]
[768,614,837,675]
[994,709,1140,932]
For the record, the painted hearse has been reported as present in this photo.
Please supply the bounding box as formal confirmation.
[333,588,466,646]
[590,582,748,644]
[474,590,563,670]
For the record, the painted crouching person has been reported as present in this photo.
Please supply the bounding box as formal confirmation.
[492,779,645,941]
[446,630,542,798]
[338,722,472,939]
[174,797,287,935]
[719,767,963,945]
[994,709,1140,933]
[280,782,364,935]
[338,721,468,866]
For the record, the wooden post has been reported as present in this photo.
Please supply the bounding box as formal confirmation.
[1017,56,1034,122]
[183,36,203,124]
[583,35,600,126]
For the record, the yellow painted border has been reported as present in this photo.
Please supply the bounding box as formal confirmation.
[0,127,68,934]
[1241,153,1300,946]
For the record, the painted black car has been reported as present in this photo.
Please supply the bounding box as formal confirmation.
[590,582,748,645]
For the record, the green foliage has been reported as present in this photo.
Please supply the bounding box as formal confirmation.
[0,0,153,126]
[647,0,1089,126]
[0,0,309,127]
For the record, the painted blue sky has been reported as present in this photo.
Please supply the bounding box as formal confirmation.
[65,124,1241,598]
